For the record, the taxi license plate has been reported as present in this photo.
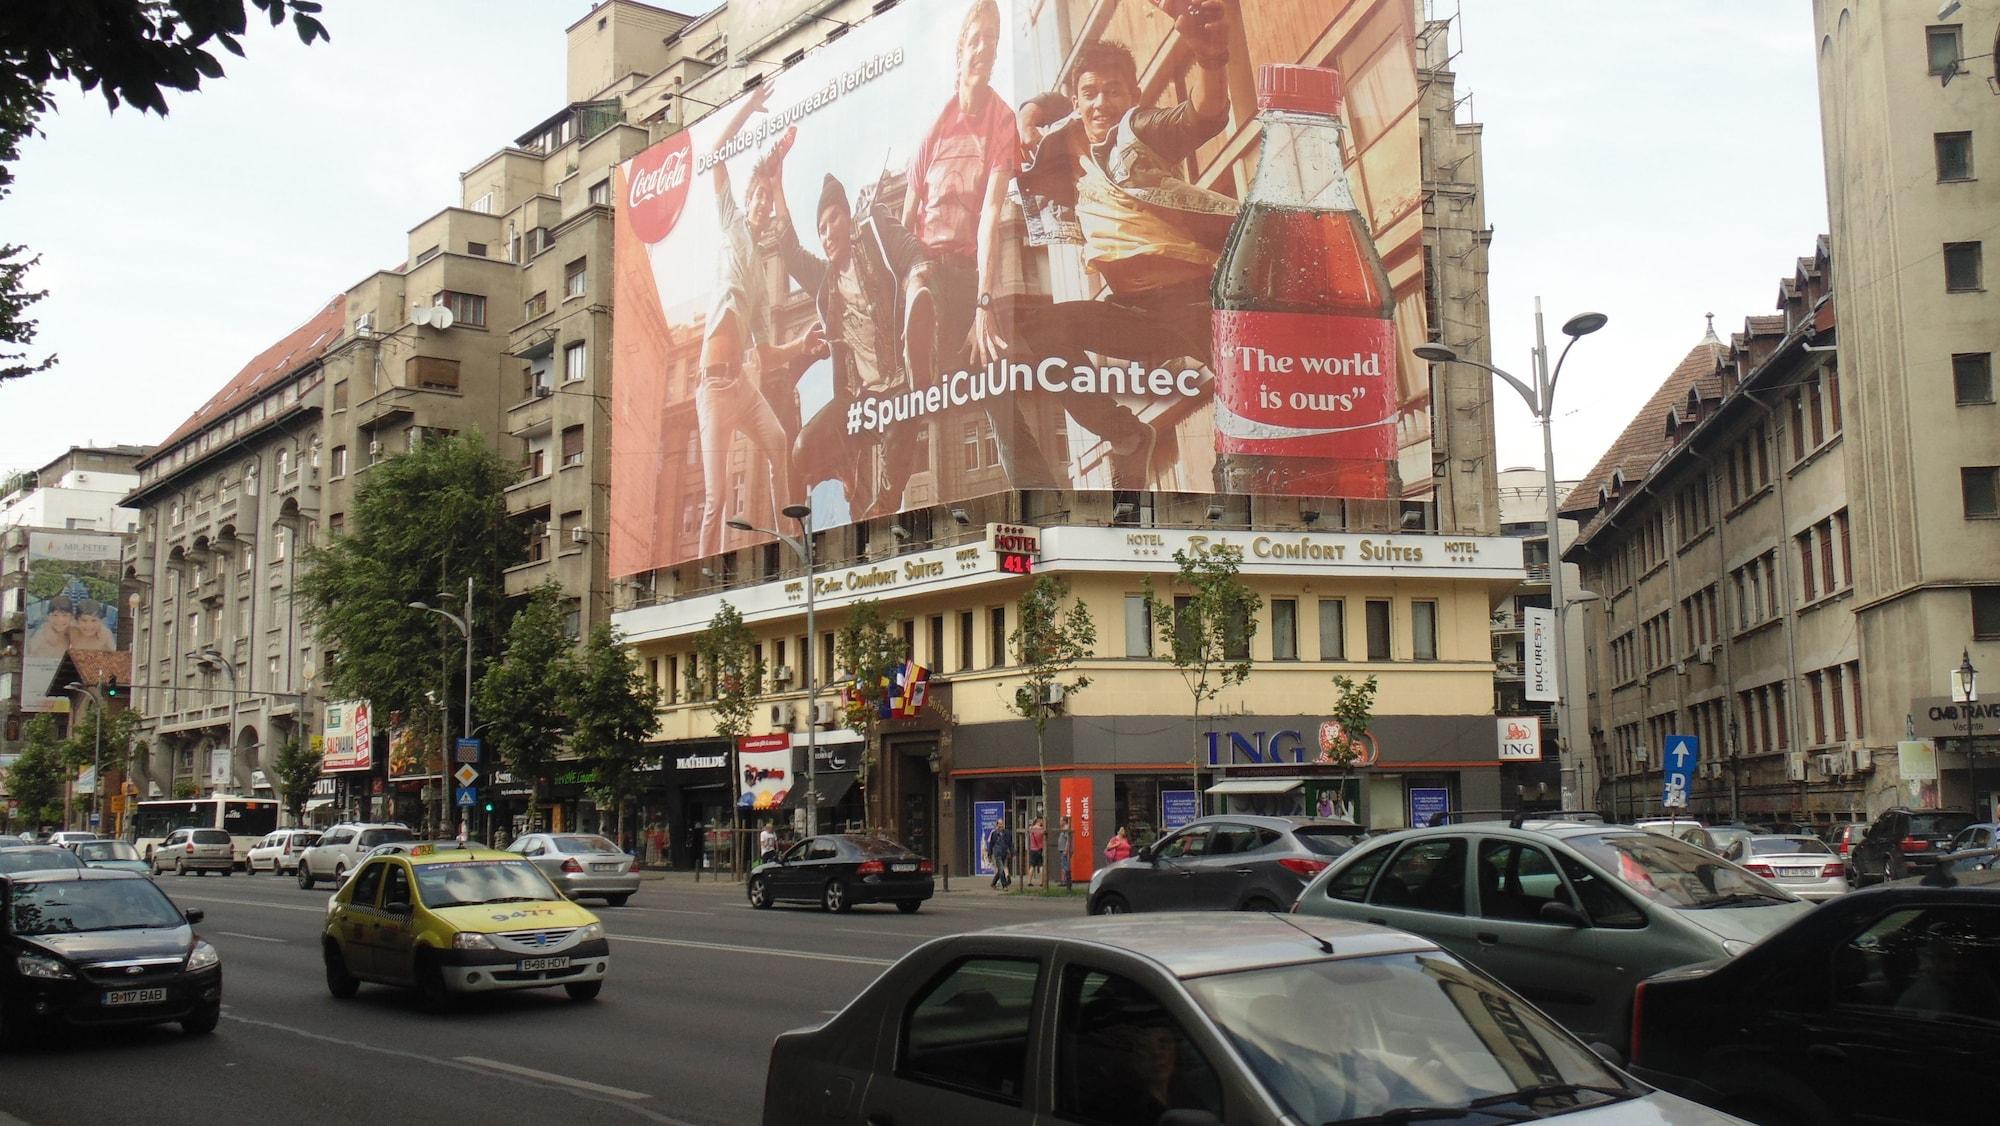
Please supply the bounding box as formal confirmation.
[103,987,167,1006]
[592,862,621,872]
[890,863,917,873]
[518,956,571,972]
[1780,867,1815,878]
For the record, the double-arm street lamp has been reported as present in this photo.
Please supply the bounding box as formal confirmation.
[1415,300,1607,808]
[727,504,819,834]
[410,575,475,838]
[62,678,110,831]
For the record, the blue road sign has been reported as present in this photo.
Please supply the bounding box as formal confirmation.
[455,787,477,808]
[1662,735,1700,809]
[455,738,481,764]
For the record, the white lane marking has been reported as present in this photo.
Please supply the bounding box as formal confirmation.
[214,931,287,944]
[605,905,716,917]
[164,894,326,915]
[455,1057,649,1100]
[832,927,929,939]
[608,932,893,967]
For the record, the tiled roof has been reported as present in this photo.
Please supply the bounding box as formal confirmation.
[67,649,131,689]
[1559,338,1725,524]
[144,296,348,462]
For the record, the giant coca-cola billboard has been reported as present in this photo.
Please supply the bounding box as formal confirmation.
[611,0,1429,574]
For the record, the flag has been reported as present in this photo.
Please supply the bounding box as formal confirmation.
[899,662,930,718]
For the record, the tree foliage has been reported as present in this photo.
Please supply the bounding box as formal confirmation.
[835,600,906,791]
[269,736,321,825]
[1144,545,1261,778]
[0,1,332,384]
[294,433,525,736]
[569,624,660,835]
[60,702,143,774]
[1321,675,1380,775]
[691,602,758,741]
[7,715,67,826]
[1009,575,1096,818]
[474,582,574,820]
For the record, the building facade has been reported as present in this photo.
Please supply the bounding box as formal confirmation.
[1489,468,1583,807]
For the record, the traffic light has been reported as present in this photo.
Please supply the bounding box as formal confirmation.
[483,801,494,812]
[103,678,121,700]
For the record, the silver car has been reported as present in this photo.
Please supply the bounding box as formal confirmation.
[507,833,640,906]
[152,828,234,876]
[1731,834,1848,901]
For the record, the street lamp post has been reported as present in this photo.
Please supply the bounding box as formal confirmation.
[63,679,107,832]
[411,576,474,840]
[1956,650,1980,819]
[193,648,239,796]
[729,504,819,834]
[1415,301,1607,810]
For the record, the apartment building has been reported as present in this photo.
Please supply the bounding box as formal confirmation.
[1488,468,1583,807]
[1815,1,2000,820]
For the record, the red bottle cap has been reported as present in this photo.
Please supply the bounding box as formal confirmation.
[1257,64,1342,116]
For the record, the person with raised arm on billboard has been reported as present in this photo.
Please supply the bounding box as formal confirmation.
[1002,0,1239,489]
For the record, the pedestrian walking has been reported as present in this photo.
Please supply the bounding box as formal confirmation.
[1056,817,1074,888]
[1028,817,1047,887]
[987,816,1014,889]
[758,822,778,863]
[1104,825,1133,864]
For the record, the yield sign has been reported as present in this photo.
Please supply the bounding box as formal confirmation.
[453,764,478,787]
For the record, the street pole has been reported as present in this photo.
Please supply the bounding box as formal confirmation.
[1962,650,1979,820]
[92,677,105,832]
[802,518,820,838]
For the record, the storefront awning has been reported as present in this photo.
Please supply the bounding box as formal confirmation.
[304,798,334,811]
[780,771,858,810]
[1205,778,1305,796]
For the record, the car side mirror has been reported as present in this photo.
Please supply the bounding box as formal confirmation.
[1588,1042,1626,1069]
[1137,845,1156,863]
[184,908,205,925]
[384,900,412,916]
[1539,900,1590,928]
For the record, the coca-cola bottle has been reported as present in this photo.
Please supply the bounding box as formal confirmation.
[1212,64,1398,498]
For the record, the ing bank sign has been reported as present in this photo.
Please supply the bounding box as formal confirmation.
[1205,726,1381,768]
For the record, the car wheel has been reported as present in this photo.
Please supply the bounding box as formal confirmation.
[298,863,315,890]
[333,863,347,884]
[565,980,602,1002]
[822,879,852,914]
[323,941,360,998]
[221,866,232,877]
[747,876,772,909]
[181,1001,221,1036]
[1092,892,1130,916]
[604,894,630,908]
[176,858,187,877]
[896,900,922,914]
[416,951,452,1013]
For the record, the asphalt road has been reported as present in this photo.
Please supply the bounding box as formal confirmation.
[1,871,1082,1126]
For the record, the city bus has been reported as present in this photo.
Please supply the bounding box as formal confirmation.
[128,797,281,868]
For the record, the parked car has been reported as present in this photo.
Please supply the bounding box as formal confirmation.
[245,828,321,875]
[45,832,102,851]
[1087,815,1364,915]
[1946,821,2000,855]
[762,912,1745,1126]
[1824,822,1866,865]
[1933,847,2000,880]
[150,828,233,877]
[1848,807,1976,886]
[1731,835,1848,902]
[320,843,607,1007]
[1633,818,1716,852]
[1630,866,2000,1125]
[71,840,151,876]
[747,834,933,913]
[295,823,413,889]
[0,869,221,1046]
[1705,825,1757,861]
[1294,821,1813,1047]
[0,846,85,875]
[506,833,642,906]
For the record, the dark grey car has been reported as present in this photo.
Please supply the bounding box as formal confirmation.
[1086,815,1362,915]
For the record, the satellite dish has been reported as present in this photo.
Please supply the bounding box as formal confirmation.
[412,304,435,327]
[433,305,455,330]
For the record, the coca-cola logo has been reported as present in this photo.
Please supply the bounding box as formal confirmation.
[625,132,694,244]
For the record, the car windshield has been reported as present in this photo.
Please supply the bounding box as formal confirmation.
[191,829,230,845]
[1570,832,1791,908]
[9,879,185,935]
[552,836,621,855]
[1188,953,1637,1125]
[848,837,914,858]
[76,841,142,862]
[1750,836,1831,856]
[0,848,83,873]
[1295,827,1364,857]
[358,828,415,847]
[1912,813,1976,838]
[413,859,562,907]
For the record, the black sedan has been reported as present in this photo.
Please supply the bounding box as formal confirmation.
[1087,815,1363,915]
[1629,864,2000,1125]
[748,834,934,913]
[1,869,222,1046]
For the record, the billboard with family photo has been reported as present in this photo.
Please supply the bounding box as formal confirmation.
[20,531,123,712]
[611,0,1430,573]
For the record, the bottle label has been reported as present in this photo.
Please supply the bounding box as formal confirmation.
[1212,309,1399,461]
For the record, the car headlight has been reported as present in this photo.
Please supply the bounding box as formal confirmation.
[16,953,75,981]
[576,922,605,942]
[186,941,221,971]
[1721,939,1755,957]
[452,931,496,950]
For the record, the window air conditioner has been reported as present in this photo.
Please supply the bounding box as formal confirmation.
[769,702,797,728]
[534,385,553,399]
[1692,643,1714,665]
[1785,751,1807,781]
[570,526,590,544]
[1849,745,1873,774]
[811,700,838,727]
[771,665,794,685]
[367,440,382,457]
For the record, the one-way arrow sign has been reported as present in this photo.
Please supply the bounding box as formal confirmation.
[1661,735,1700,809]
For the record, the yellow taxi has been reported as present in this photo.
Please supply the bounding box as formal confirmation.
[321,842,609,1007]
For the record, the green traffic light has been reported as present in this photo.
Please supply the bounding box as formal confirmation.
[483,802,494,812]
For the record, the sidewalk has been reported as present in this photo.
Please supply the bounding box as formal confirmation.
[634,865,1086,900]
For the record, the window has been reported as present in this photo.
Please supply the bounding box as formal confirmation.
[1956,354,1994,405]
[564,257,587,299]
[382,864,411,908]
[1963,467,1999,518]
[929,615,944,667]
[1476,840,1573,923]
[1834,906,2000,1026]
[348,861,386,907]
[433,290,487,327]
[588,179,610,206]
[1223,605,1250,661]
[331,380,348,410]
[564,341,587,382]
[1927,24,1963,75]
[1937,132,1973,182]
[1317,598,1346,661]
[1974,588,2000,641]
[413,244,440,267]
[1945,242,1983,292]
[989,607,1006,667]
[469,191,493,214]
[465,242,487,258]
[1325,843,1391,901]
[959,610,974,671]
[524,291,548,320]
[961,423,982,471]
[1124,595,1152,658]
[330,446,347,478]
[560,426,585,468]
[1054,967,1224,1125]
[1410,600,1437,661]
[1365,600,1391,660]
[1372,838,1467,914]
[408,355,460,390]
[1270,599,1298,661]
[901,957,1039,1103]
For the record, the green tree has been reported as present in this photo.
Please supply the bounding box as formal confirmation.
[1322,674,1380,803]
[269,736,322,826]
[1144,544,1261,806]
[1009,575,1096,834]
[0,2,331,384]
[690,601,758,741]
[835,599,906,795]
[474,582,575,828]
[7,715,67,828]
[60,703,143,828]
[568,624,660,844]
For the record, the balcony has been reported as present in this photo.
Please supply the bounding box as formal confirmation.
[503,555,552,598]
[1523,563,1552,585]
[505,470,553,514]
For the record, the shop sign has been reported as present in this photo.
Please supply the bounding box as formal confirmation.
[1161,790,1199,830]
[675,752,728,771]
[973,800,1005,879]
[1206,728,1307,767]
[1497,717,1542,762]
[1524,607,1556,703]
[1911,697,2000,739]
[1059,778,1095,883]
[1409,787,1450,828]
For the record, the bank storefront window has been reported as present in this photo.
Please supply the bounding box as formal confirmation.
[1114,774,1197,850]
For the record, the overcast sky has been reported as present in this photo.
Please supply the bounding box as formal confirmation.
[0,0,1826,487]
